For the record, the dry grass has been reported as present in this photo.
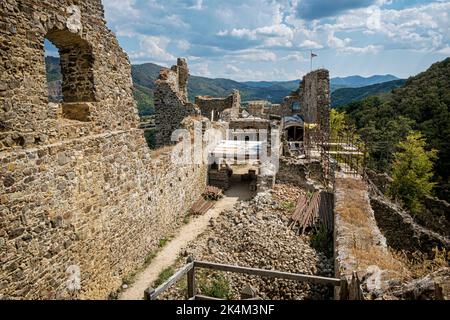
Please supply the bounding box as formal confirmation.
[351,246,410,279]
[335,177,408,278]
[338,203,371,229]
[392,247,449,279]
[336,177,366,190]
[335,178,373,232]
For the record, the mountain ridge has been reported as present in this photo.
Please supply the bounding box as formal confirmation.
[45,57,402,115]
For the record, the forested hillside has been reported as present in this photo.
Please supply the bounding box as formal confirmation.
[340,58,450,201]
[331,79,406,108]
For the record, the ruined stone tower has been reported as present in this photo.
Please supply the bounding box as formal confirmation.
[154,58,199,146]
[300,69,331,145]
[0,0,206,299]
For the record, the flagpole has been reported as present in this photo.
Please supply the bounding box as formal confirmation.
[310,50,312,72]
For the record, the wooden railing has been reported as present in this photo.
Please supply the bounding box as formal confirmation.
[144,257,361,300]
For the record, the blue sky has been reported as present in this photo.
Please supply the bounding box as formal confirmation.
[50,0,450,81]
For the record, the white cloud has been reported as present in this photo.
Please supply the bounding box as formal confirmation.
[299,40,324,49]
[225,64,241,74]
[366,6,381,30]
[188,0,204,10]
[228,49,277,61]
[322,1,450,52]
[130,35,176,62]
[282,54,308,62]
[340,44,382,54]
[263,37,293,48]
[228,28,255,39]
[217,23,294,47]
[177,39,191,51]
[327,32,351,49]
[191,63,211,77]
[103,0,140,23]
[166,15,190,29]
[101,0,450,80]
[436,46,450,55]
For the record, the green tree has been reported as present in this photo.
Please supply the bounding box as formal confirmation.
[330,109,347,141]
[388,131,437,213]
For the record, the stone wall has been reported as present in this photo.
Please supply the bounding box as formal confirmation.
[154,58,198,147]
[247,101,268,118]
[0,0,139,151]
[0,0,207,299]
[367,169,450,238]
[195,90,240,121]
[370,197,450,255]
[333,176,402,299]
[246,99,296,119]
[300,69,331,143]
[271,102,294,117]
[1,131,207,299]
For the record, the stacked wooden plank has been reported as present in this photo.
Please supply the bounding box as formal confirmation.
[189,197,215,216]
[189,186,223,216]
[318,192,334,232]
[290,191,333,234]
[202,186,223,201]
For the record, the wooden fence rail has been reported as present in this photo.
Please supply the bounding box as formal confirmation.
[144,257,362,300]
[194,260,341,286]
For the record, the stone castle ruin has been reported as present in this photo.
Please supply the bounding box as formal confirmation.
[195,90,240,122]
[154,58,199,147]
[1,0,448,301]
[0,0,332,296]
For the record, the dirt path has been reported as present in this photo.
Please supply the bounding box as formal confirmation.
[119,181,252,300]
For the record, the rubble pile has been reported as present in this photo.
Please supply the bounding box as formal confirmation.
[164,191,334,300]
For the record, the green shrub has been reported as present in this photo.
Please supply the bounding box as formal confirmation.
[281,200,296,212]
[153,267,175,288]
[199,274,231,299]
[310,224,333,258]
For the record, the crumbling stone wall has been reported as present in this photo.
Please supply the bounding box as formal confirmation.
[247,101,268,118]
[154,58,198,147]
[333,176,402,299]
[300,69,331,143]
[195,90,240,121]
[0,0,207,299]
[271,103,294,117]
[0,0,139,151]
[246,99,296,119]
[370,197,450,255]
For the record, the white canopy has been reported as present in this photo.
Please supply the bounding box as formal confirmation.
[209,140,263,158]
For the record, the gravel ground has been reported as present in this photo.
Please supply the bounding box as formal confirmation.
[159,185,334,300]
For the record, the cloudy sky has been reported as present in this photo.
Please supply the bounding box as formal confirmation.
[98,0,450,81]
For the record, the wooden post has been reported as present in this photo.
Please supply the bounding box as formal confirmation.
[144,287,155,300]
[348,272,364,300]
[241,284,257,300]
[187,256,196,299]
[339,279,349,300]
[434,283,444,300]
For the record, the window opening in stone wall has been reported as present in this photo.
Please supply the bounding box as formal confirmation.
[45,39,62,103]
[44,30,96,121]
